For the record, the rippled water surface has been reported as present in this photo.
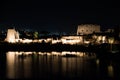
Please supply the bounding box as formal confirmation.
[0,51,120,80]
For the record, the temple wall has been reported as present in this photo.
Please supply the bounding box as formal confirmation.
[77,24,100,35]
[5,29,19,43]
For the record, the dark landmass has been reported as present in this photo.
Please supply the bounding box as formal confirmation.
[0,42,119,53]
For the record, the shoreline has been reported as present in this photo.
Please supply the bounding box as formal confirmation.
[0,42,120,53]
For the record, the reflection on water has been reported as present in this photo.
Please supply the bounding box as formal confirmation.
[3,51,120,79]
[6,52,32,79]
[108,65,114,77]
[6,52,15,78]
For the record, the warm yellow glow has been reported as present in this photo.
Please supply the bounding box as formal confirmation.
[38,52,45,55]
[108,37,114,44]
[78,52,84,57]
[24,52,33,55]
[96,36,102,43]
[46,38,52,43]
[96,59,99,65]
[92,35,97,39]
[84,41,90,44]
[61,51,69,56]
[77,24,100,35]
[15,51,23,55]
[52,39,61,44]
[61,36,82,45]
[62,39,81,45]
[6,52,15,78]
[10,51,96,58]
[6,52,15,64]
[52,52,61,56]
[61,51,87,57]
[22,39,33,43]
[46,52,51,56]
[102,36,106,43]
[14,51,33,56]
[38,39,44,43]
[108,65,114,77]
[37,39,47,43]
[5,29,20,43]
[32,39,39,42]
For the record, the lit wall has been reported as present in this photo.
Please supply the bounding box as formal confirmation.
[61,36,83,45]
[5,29,16,43]
[5,29,20,43]
[77,24,100,35]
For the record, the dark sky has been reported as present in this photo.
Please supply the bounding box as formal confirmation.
[0,0,120,33]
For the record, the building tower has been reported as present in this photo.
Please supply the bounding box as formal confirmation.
[77,24,100,35]
[5,28,19,43]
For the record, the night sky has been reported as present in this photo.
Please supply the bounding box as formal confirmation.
[0,0,119,33]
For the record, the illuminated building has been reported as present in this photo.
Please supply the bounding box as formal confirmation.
[77,24,100,35]
[61,36,83,45]
[5,28,20,43]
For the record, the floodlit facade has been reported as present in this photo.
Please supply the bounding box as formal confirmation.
[77,24,100,35]
[61,36,83,45]
[5,29,20,43]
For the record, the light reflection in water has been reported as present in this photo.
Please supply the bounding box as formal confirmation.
[6,52,15,79]
[96,59,100,66]
[108,64,114,77]
[5,51,116,79]
[6,51,32,79]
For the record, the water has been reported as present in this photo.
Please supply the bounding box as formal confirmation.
[0,51,120,80]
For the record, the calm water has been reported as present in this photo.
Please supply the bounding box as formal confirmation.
[0,51,120,80]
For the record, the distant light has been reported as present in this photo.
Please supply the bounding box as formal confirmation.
[108,37,114,44]
[108,65,114,77]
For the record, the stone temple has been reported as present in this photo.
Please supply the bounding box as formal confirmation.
[77,24,100,35]
[5,28,19,43]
